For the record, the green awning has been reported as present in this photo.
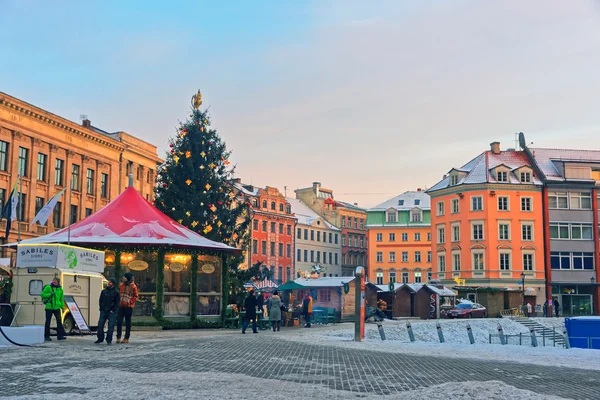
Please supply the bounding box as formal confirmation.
[277,281,306,291]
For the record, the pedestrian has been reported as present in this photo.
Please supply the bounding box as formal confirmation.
[242,289,258,334]
[302,292,313,328]
[95,278,120,345]
[256,291,264,315]
[40,278,67,341]
[553,298,560,318]
[116,272,139,344]
[526,302,532,317]
[269,291,282,332]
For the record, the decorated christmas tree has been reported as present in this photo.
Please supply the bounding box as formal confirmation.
[155,90,267,311]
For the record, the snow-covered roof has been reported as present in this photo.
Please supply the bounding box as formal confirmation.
[378,283,455,296]
[286,198,339,230]
[9,186,240,254]
[370,191,430,211]
[232,182,259,196]
[428,150,543,193]
[376,283,403,292]
[294,277,354,288]
[528,147,600,181]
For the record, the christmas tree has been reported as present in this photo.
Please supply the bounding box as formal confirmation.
[155,90,268,312]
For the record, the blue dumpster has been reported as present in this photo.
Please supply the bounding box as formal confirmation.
[565,317,600,350]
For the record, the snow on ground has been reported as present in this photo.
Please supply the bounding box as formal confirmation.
[13,369,566,400]
[281,320,600,371]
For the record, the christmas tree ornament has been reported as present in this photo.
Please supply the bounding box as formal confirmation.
[191,221,198,228]
[205,183,211,190]
[186,179,192,186]
[200,151,206,158]
[209,163,216,169]
[170,149,175,153]
[229,192,235,198]
[185,151,191,158]
[178,219,183,224]
[163,183,168,187]
[186,211,191,217]
[169,143,173,148]
[183,129,187,135]
[200,126,204,132]
[172,207,176,211]
[217,201,223,205]
[210,205,217,212]
[173,155,180,164]
[200,165,205,170]
[225,160,231,166]
[232,233,238,240]
[200,202,204,206]
[217,221,222,227]
[203,191,207,194]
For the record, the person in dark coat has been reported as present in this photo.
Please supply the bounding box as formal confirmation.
[553,299,560,317]
[95,278,120,345]
[242,290,258,334]
[256,291,264,313]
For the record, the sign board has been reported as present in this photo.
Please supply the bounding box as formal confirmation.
[64,295,91,334]
[16,245,105,273]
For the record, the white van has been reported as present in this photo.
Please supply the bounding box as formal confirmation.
[10,244,106,334]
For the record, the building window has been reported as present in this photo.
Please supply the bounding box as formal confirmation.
[278,223,284,234]
[310,230,314,241]
[411,210,422,222]
[549,223,569,239]
[499,252,511,270]
[69,204,78,224]
[415,251,421,263]
[286,267,291,282]
[571,223,593,240]
[341,216,346,227]
[389,252,396,262]
[497,171,508,182]
[286,204,291,214]
[414,272,422,283]
[270,242,275,256]
[437,201,444,216]
[450,175,459,186]
[253,220,259,231]
[18,147,29,177]
[427,232,431,241]
[452,253,460,271]
[277,243,282,256]
[398,199,404,206]
[548,192,568,209]
[499,223,510,240]
[389,233,396,242]
[279,203,284,212]
[521,197,532,211]
[376,272,384,285]
[262,221,267,232]
[270,202,276,210]
[287,225,292,235]
[402,252,408,262]
[286,244,292,258]
[342,235,346,246]
[375,233,382,242]
[85,208,93,217]
[415,232,421,241]
[329,252,333,264]
[376,252,383,263]
[427,271,432,281]
[262,200,267,208]
[304,250,308,262]
[71,164,80,191]
[100,173,108,198]
[389,271,396,283]
[550,223,593,240]
[523,253,534,271]
[317,231,321,242]
[296,248,301,261]
[451,199,459,214]
[269,222,275,233]
[498,196,509,211]
[522,223,533,241]
[37,153,47,182]
[570,192,592,210]
[316,252,321,264]
[520,172,531,183]
[572,252,594,270]
[354,218,358,229]
[53,201,62,228]
[401,233,408,241]
[253,240,258,254]
[437,226,445,243]
[86,169,95,195]
[0,141,8,171]
[0,188,5,209]
[304,229,308,240]
[452,224,460,242]
[35,197,45,217]
[414,199,421,206]
[354,236,358,247]
[472,223,484,241]
[386,211,397,223]
[438,254,446,272]
[427,251,431,263]
[471,196,483,211]
[261,240,267,255]
[297,228,302,239]
[401,272,409,283]
[335,253,339,265]
[360,219,364,229]
[473,252,484,271]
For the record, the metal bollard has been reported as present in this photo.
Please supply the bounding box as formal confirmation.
[376,322,386,340]
[436,321,445,343]
[563,329,571,349]
[406,321,415,342]
[530,327,538,347]
[466,322,475,344]
[497,323,506,345]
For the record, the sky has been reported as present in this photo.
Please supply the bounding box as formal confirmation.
[1,0,600,208]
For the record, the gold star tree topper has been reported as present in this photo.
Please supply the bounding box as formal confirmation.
[192,89,202,110]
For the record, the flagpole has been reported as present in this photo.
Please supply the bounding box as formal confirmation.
[17,174,22,243]
[67,175,72,246]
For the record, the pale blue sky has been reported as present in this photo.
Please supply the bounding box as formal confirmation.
[1,1,600,207]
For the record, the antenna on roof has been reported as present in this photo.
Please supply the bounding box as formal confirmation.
[284,186,287,197]
[515,133,519,150]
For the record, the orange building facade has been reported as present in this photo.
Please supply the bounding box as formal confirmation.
[234,181,296,284]
[0,92,161,246]
[427,142,545,304]
[366,190,432,285]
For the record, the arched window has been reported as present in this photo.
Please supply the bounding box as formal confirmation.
[279,203,284,212]
[252,199,258,207]
[262,200,267,208]
[271,202,276,210]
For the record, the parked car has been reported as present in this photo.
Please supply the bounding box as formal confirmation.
[447,302,488,318]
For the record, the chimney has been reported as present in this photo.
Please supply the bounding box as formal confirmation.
[417,188,422,192]
[490,142,501,154]
[312,182,321,195]
[82,119,91,128]
[234,178,241,184]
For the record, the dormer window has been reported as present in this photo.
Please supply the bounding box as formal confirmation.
[414,199,420,206]
[398,200,404,206]
[450,175,459,186]
[520,172,531,183]
[497,171,508,182]
[411,209,422,222]
[252,198,258,207]
[386,210,397,223]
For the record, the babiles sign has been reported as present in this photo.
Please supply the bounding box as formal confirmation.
[16,244,105,273]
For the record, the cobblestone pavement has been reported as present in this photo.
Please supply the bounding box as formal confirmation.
[1,330,599,399]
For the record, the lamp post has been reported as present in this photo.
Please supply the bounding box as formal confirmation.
[521,272,526,316]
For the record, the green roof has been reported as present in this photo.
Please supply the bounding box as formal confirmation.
[277,281,306,291]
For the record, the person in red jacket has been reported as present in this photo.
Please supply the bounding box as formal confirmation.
[116,272,139,344]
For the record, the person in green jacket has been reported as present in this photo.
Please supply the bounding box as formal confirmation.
[40,278,67,341]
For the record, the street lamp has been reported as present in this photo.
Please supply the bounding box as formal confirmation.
[521,272,526,315]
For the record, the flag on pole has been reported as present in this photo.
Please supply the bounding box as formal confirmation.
[30,188,67,227]
[1,181,19,238]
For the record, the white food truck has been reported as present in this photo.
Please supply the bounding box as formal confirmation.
[10,244,106,334]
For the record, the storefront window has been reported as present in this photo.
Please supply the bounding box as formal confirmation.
[164,254,192,293]
[197,255,221,316]
[197,295,221,315]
